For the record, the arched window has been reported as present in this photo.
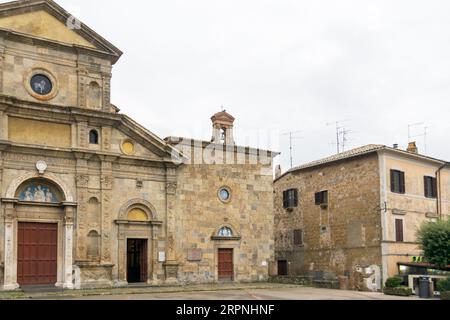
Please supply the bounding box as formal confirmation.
[218,227,233,237]
[89,130,99,144]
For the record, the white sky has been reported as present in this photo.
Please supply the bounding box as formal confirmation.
[14,0,450,170]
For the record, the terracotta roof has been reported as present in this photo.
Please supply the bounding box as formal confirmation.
[276,144,448,181]
[211,110,235,122]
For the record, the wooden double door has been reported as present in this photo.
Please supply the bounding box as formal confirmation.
[17,222,58,286]
[127,239,148,283]
[218,249,234,281]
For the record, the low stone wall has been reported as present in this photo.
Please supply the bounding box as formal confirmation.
[312,279,340,290]
[268,276,313,286]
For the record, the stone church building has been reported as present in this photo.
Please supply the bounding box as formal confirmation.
[0,0,277,290]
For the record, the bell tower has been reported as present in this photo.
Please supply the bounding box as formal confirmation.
[211,110,235,145]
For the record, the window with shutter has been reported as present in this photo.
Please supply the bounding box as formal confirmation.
[395,219,404,242]
[390,170,406,194]
[293,229,303,246]
[283,189,299,208]
[424,176,437,198]
[315,191,328,205]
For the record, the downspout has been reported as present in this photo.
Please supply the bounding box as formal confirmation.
[436,162,448,219]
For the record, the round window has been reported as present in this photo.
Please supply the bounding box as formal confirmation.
[121,140,135,155]
[30,74,53,96]
[218,187,231,202]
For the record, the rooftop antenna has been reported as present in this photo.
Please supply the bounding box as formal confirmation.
[327,120,349,154]
[408,122,424,142]
[341,128,353,152]
[282,130,303,168]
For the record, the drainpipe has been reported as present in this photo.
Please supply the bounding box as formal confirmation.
[436,162,449,219]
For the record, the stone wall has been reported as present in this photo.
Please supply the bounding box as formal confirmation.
[274,153,383,289]
[172,144,275,283]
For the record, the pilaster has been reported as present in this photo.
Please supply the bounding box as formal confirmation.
[100,158,114,264]
[2,199,18,291]
[75,158,89,261]
[164,165,179,281]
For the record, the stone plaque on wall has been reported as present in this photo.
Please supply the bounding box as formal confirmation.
[187,249,202,261]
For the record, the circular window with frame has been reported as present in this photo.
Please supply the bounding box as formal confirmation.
[120,140,136,155]
[24,68,59,101]
[218,186,232,203]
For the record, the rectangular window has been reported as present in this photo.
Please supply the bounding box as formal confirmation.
[390,170,406,194]
[395,219,404,242]
[293,229,303,246]
[424,176,437,198]
[283,189,298,208]
[315,190,328,205]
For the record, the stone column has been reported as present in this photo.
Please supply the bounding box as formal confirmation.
[62,204,76,289]
[2,199,18,291]
[115,224,127,286]
[163,166,179,282]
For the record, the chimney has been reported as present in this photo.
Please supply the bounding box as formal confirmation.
[393,144,399,149]
[275,165,282,179]
[407,141,418,154]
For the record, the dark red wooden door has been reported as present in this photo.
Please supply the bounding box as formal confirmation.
[218,249,233,280]
[18,223,58,286]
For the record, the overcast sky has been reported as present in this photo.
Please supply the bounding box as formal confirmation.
[35,1,450,170]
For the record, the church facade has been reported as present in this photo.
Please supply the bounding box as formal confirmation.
[0,0,277,290]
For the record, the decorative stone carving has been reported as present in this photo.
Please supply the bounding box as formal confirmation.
[76,174,89,188]
[166,182,177,195]
[100,175,113,190]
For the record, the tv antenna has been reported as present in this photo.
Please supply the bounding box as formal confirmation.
[327,120,349,154]
[282,130,303,168]
[408,122,424,142]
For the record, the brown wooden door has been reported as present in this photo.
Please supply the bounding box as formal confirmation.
[127,239,148,283]
[18,223,58,286]
[278,260,288,276]
[140,240,148,282]
[218,249,233,280]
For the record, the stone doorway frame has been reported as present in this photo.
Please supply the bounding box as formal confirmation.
[114,199,162,286]
[1,173,76,291]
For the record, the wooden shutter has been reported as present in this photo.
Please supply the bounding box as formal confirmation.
[322,191,328,204]
[293,189,299,207]
[315,192,321,205]
[399,171,406,194]
[395,219,404,242]
[424,176,430,197]
[390,170,396,192]
[432,177,437,198]
[283,191,287,208]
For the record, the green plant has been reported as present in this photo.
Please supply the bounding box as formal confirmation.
[383,286,413,297]
[417,219,450,268]
[385,277,403,288]
[437,277,450,293]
